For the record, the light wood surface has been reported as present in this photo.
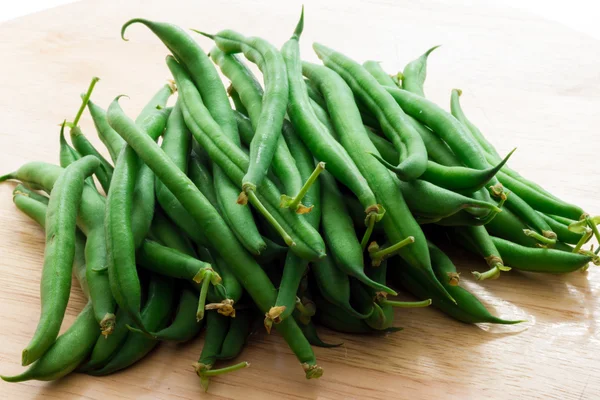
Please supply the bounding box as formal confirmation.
[1,0,599,398]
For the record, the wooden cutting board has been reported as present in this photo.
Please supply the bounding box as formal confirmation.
[1,0,599,398]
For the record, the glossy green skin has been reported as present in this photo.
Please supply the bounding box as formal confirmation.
[144,287,203,342]
[321,171,392,294]
[105,88,171,331]
[87,99,125,163]
[131,86,173,245]
[492,237,591,273]
[155,103,210,248]
[389,244,520,324]
[204,30,289,190]
[13,184,49,205]
[2,163,115,332]
[188,152,218,208]
[59,127,95,187]
[314,295,399,334]
[363,61,396,87]
[4,198,98,382]
[168,56,325,260]
[399,179,498,220]
[87,274,175,376]
[367,131,506,193]
[211,47,301,197]
[214,165,266,255]
[79,307,132,371]
[497,171,584,220]
[70,126,113,193]
[172,47,266,255]
[386,86,550,230]
[149,210,197,258]
[2,303,98,382]
[539,212,583,245]
[107,98,320,372]
[22,156,99,366]
[273,115,320,322]
[302,62,452,302]
[213,255,243,303]
[122,18,238,138]
[453,225,503,270]
[216,309,253,360]
[282,34,378,212]
[312,250,369,319]
[137,239,211,282]
[485,207,538,247]
[198,311,229,368]
[13,192,87,297]
[313,43,428,181]
[228,86,249,116]
[401,46,439,97]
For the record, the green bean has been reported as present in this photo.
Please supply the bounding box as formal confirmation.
[194,311,249,391]
[313,43,428,181]
[107,97,322,378]
[312,250,370,319]
[210,48,304,202]
[363,61,396,88]
[216,309,254,360]
[314,294,401,334]
[87,273,175,376]
[320,171,395,293]
[492,236,596,273]
[149,209,197,257]
[227,85,249,116]
[281,17,383,229]
[389,244,523,324]
[266,105,323,328]
[401,45,440,96]
[87,99,125,163]
[105,86,171,333]
[67,78,113,193]
[2,303,98,382]
[539,212,584,245]
[302,61,454,302]
[167,55,325,260]
[368,130,515,193]
[155,113,210,248]
[193,26,289,193]
[497,171,585,220]
[78,307,132,372]
[1,163,116,336]
[13,184,49,205]
[14,155,98,366]
[58,123,94,187]
[4,195,99,381]
[129,286,203,342]
[452,226,510,280]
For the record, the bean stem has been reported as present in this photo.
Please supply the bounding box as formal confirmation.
[201,361,250,377]
[281,162,326,213]
[361,215,376,251]
[369,236,415,266]
[244,189,295,247]
[573,228,593,253]
[196,269,215,321]
[380,299,432,308]
[585,217,600,254]
[72,77,100,127]
[523,229,556,247]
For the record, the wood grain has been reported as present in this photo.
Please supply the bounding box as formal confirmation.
[1,0,599,398]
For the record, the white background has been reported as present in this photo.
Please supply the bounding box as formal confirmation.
[0,0,599,40]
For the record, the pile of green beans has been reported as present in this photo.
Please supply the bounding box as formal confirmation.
[1,6,598,392]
